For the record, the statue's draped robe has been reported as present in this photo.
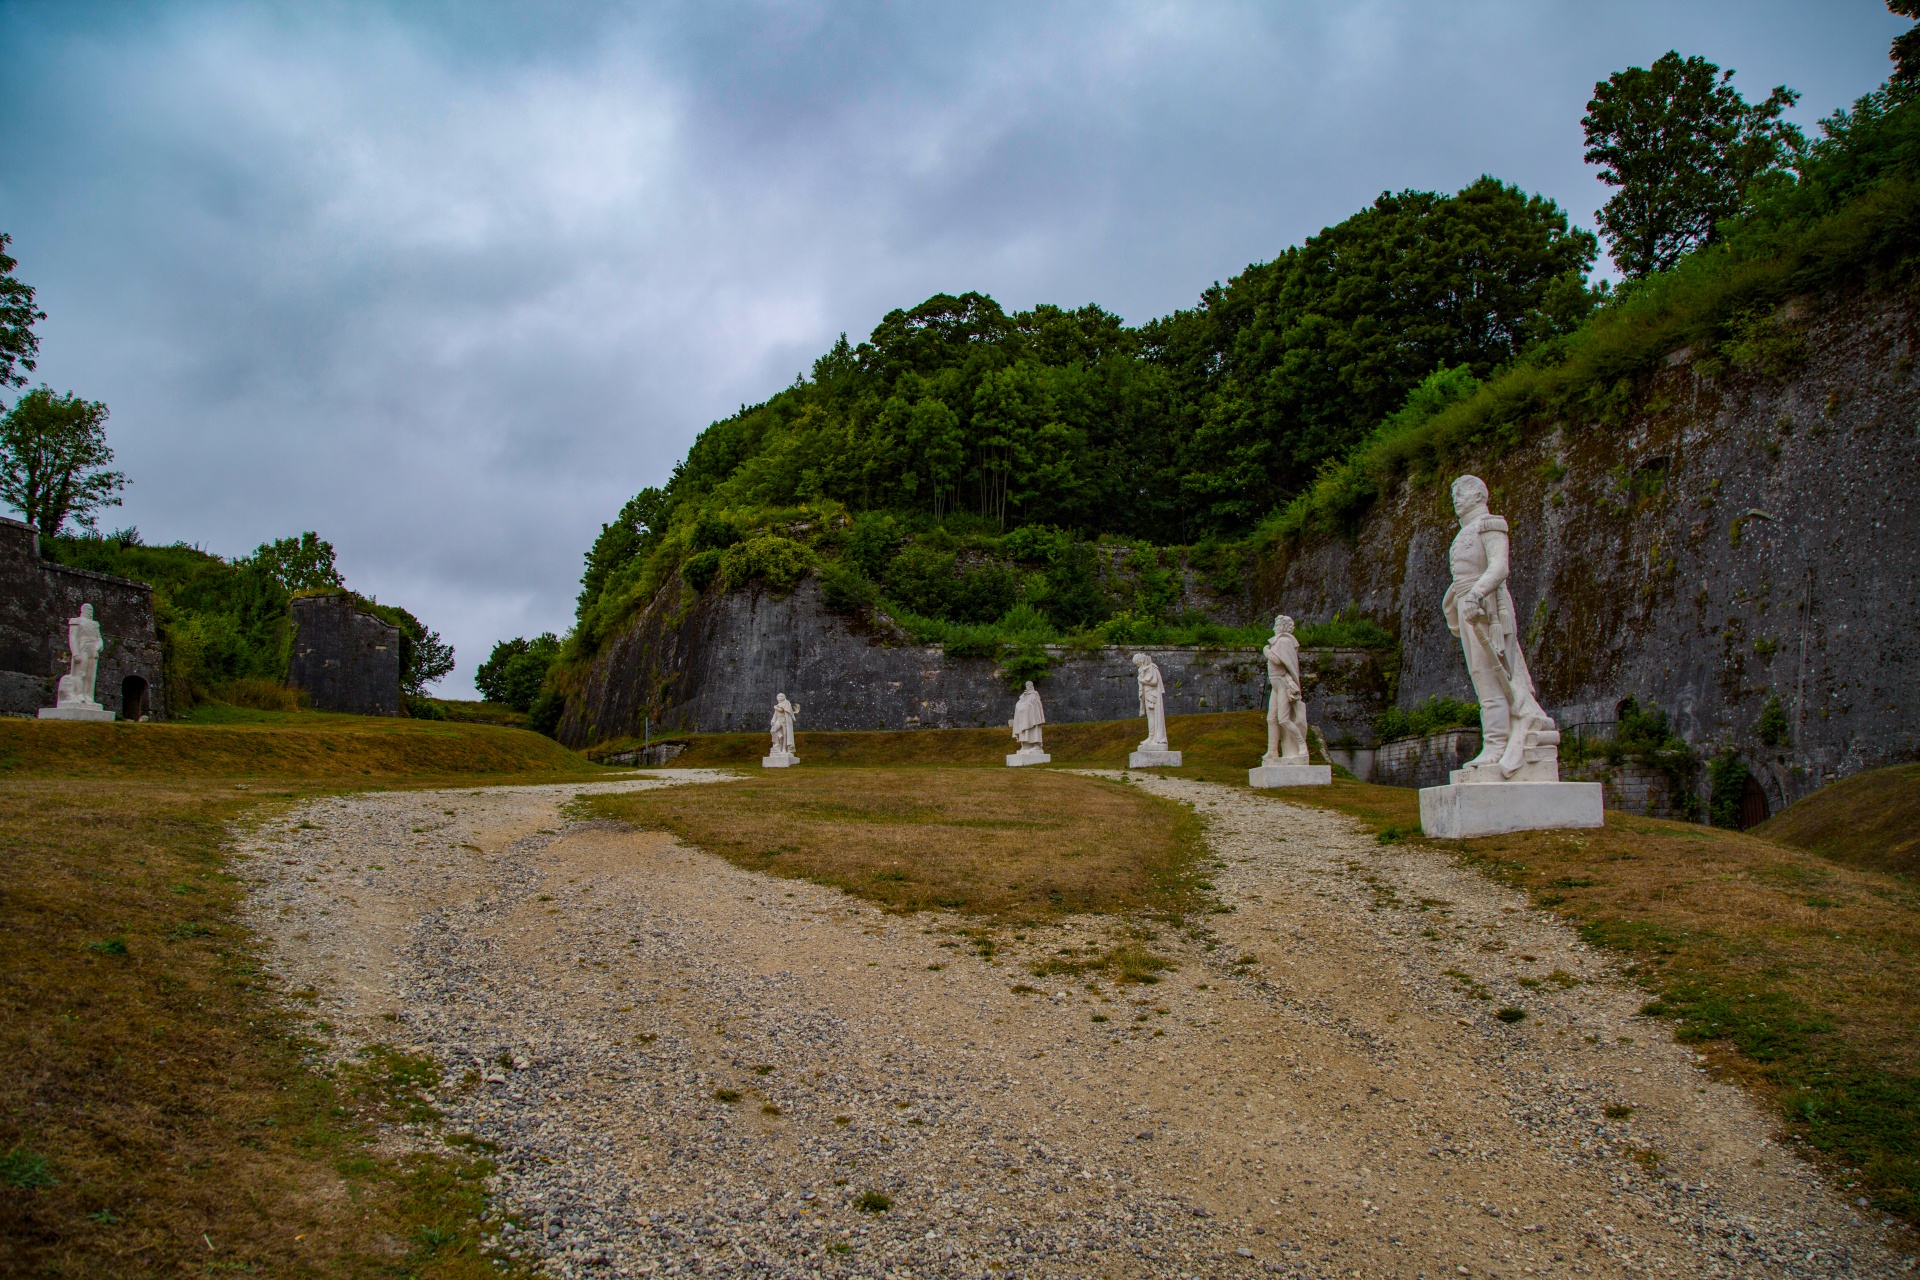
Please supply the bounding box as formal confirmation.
[1263,633,1309,762]
[1136,661,1168,748]
[769,699,798,755]
[1011,689,1046,748]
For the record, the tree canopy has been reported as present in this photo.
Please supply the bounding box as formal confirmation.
[0,233,44,398]
[0,387,125,537]
[1583,52,1804,278]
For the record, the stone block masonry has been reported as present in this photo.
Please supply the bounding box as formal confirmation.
[288,594,401,716]
[559,576,1390,745]
[0,516,164,720]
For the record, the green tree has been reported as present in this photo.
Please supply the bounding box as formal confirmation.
[1583,52,1804,278]
[1892,0,1920,87]
[248,532,344,593]
[475,633,561,711]
[361,602,455,696]
[0,387,125,536]
[0,234,45,398]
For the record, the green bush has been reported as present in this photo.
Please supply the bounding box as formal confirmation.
[719,535,815,593]
[1373,695,1481,743]
[817,558,878,614]
[475,633,562,711]
[1708,751,1751,829]
[1294,607,1397,649]
[526,689,565,738]
[681,547,726,593]
[1757,694,1791,747]
[404,694,447,720]
[999,642,1053,690]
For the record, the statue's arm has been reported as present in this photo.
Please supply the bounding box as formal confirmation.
[1470,529,1511,602]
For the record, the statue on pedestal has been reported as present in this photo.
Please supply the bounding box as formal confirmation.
[1442,475,1559,780]
[1005,681,1050,767]
[1126,653,1182,767]
[764,692,800,767]
[1416,475,1600,837]
[1262,614,1310,765]
[38,603,116,721]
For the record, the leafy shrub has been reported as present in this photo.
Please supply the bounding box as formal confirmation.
[681,547,726,593]
[1708,751,1751,829]
[1373,695,1481,743]
[526,689,565,738]
[404,694,447,720]
[1756,694,1791,747]
[719,535,815,593]
[1295,607,1397,649]
[817,558,878,614]
[1002,523,1071,563]
[999,642,1052,690]
[690,510,743,553]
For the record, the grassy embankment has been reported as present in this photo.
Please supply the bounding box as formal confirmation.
[0,708,610,1278]
[601,711,1918,1219]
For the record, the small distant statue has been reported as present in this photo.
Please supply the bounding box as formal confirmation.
[1262,614,1310,765]
[58,603,105,710]
[1132,652,1169,752]
[764,692,800,767]
[1006,680,1049,766]
[1443,475,1559,779]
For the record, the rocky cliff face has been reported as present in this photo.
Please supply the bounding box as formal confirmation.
[1254,288,1920,814]
[556,577,1385,747]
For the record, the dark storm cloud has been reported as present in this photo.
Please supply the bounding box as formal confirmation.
[0,1,1900,693]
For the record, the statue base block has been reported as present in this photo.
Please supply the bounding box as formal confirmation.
[1127,749,1182,769]
[761,752,798,769]
[1248,763,1331,788]
[38,706,115,722]
[1419,781,1603,839]
[1005,750,1051,767]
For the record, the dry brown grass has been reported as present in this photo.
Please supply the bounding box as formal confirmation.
[0,776,539,1277]
[1756,760,1920,875]
[584,767,1208,924]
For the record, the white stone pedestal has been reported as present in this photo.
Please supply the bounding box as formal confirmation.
[1419,780,1602,838]
[1005,749,1051,767]
[1127,748,1182,768]
[1248,762,1331,788]
[761,751,798,769]
[38,705,114,722]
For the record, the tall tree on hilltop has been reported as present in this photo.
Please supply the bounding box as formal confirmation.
[249,532,345,593]
[0,234,46,403]
[1583,52,1804,278]
[1892,0,1920,87]
[0,387,125,537]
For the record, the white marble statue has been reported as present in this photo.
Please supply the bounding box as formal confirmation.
[1262,615,1310,765]
[1442,474,1559,780]
[1006,681,1050,766]
[38,604,115,721]
[1247,614,1331,788]
[763,692,800,767]
[1127,653,1181,767]
[1418,475,1600,837]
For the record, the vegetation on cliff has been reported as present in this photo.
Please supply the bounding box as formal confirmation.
[537,33,1920,723]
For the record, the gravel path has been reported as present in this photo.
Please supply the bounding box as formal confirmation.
[235,770,1916,1279]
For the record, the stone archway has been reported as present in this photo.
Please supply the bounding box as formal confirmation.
[121,674,150,722]
[1738,772,1771,830]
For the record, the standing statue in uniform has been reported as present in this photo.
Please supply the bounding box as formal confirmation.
[1443,475,1559,779]
[1005,680,1050,766]
[1132,652,1169,752]
[765,692,800,766]
[58,604,105,710]
[1262,614,1310,765]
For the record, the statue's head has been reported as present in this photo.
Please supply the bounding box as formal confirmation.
[80,603,95,619]
[1131,652,1148,668]
[1024,681,1035,692]
[1273,614,1294,635]
[1451,474,1489,517]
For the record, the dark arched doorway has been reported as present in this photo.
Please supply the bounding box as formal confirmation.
[122,674,150,722]
[1738,773,1771,830]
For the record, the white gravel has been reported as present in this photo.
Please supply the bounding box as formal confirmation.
[232,769,1917,1279]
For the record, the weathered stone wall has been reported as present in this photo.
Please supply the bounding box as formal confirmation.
[288,594,401,716]
[558,576,1385,745]
[0,517,166,719]
[1256,288,1920,813]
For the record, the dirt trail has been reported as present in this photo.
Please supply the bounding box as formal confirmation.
[237,771,1912,1280]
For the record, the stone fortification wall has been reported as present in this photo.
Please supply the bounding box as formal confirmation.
[558,576,1385,746]
[288,594,401,716]
[1255,287,1920,814]
[0,516,165,719]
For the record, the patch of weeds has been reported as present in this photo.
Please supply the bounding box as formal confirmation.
[826,1241,852,1254]
[1009,984,1038,994]
[1031,941,1172,985]
[1234,955,1258,966]
[1376,825,1417,845]
[0,1146,56,1189]
[1091,1014,1109,1023]
[1604,1104,1635,1120]
[833,1115,852,1126]
[167,921,213,940]
[84,935,128,956]
[855,1191,892,1213]
[761,1103,782,1116]
[1628,1146,1665,1175]
[753,1064,774,1076]
[1496,1007,1528,1024]
[713,1088,742,1104]
[1547,969,1580,989]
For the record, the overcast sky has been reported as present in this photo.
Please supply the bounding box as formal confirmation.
[0,1,1903,696]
